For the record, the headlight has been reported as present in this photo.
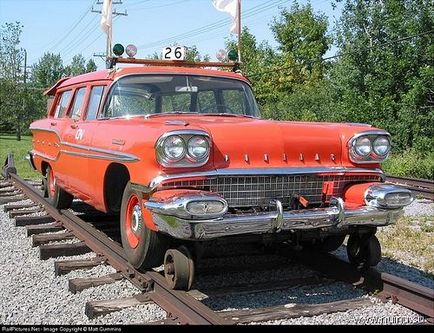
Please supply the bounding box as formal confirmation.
[156,130,211,167]
[354,137,372,156]
[348,131,391,164]
[187,136,210,160]
[163,135,186,161]
[373,136,391,156]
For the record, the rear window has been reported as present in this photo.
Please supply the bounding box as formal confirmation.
[54,90,72,118]
[86,86,105,120]
[70,88,87,120]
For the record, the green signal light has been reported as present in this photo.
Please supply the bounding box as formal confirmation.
[228,49,238,61]
[113,43,125,57]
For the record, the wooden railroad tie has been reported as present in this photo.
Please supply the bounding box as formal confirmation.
[85,293,153,319]
[39,241,91,260]
[69,272,124,294]
[54,257,106,276]
[26,222,64,236]
[15,215,55,227]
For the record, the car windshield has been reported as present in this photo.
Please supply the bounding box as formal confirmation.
[101,74,260,118]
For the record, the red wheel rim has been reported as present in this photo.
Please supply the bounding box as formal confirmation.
[125,194,142,249]
[48,169,56,198]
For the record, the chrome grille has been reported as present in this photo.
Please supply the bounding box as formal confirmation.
[159,174,382,207]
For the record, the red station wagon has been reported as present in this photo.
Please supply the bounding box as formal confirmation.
[28,54,414,290]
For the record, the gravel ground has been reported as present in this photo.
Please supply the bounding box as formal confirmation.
[0,195,432,325]
[403,198,434,217]
[0,205,166,325]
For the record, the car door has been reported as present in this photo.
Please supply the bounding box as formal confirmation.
[60,86,93,198]
[33,89,72,165]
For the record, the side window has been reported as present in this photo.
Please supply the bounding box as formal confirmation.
[86,86,105,120]
[70,88,87,120]
[54,90,72,118]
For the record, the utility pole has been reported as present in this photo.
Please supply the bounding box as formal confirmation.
[91,0,128,61]
[18,48,27,142]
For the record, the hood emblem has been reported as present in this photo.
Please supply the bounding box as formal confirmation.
[283,153,288,162]
[244,154,250,163]
[299,153,304,161]
[264,154,269,162]
[224,155,230,162]
[315,153,320,161]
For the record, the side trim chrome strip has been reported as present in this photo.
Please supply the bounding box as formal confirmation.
[31,150,58,162]
[30,126,61,140]
[147,167,384,193]
[61,142,139,162]
[60,150,137,162]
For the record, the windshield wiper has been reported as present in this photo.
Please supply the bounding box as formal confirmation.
[145,112,258,119]
[145,112,197,118]
[201,113,257,119]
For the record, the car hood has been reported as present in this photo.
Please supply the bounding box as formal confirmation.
[149,115,373,169]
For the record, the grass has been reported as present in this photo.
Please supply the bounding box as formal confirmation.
[377,216,434,274]
[382,150,434,180]
[0,134,40,180]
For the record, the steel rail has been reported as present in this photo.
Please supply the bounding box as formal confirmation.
[386,175,434,200]
[381,273,434,319]
[289,250,434,320]
[7,172,229,325]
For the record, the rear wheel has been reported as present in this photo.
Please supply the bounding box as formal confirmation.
[120,182,168,270]
[46,166,73,209]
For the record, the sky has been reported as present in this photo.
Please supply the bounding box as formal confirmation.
[0,0,343,69]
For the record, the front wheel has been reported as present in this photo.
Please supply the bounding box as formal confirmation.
[120,182,168,270]
[347,234,381,268]
[46,166,73,209]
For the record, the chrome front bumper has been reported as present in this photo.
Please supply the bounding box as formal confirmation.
[145,198,405,240]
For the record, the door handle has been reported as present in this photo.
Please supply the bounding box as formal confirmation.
[50,122,57,126]
[70,124,78,129]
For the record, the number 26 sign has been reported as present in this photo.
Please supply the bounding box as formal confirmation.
[162,46,186,61]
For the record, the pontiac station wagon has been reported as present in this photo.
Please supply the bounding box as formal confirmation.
[28,49,414,290]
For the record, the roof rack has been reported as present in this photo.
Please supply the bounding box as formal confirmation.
[107,57,241,72]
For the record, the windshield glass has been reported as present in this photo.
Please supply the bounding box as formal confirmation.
[101,74,260,118]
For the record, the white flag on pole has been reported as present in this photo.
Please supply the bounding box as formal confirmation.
[212,0,239,34]
[100,0,112,35]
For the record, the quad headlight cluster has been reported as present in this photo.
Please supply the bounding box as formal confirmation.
[156,130,211,167]
[349,131,391,163]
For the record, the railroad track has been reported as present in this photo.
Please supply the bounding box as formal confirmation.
[0,170,433,325]
[386,175,434,201]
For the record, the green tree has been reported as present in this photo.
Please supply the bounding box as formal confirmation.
[86,58,97,72]
[185,45,210,62]
[272,2,330,68]
[235,2,331,120]
[0,22,26,140]
[65,54,86,76]
[31,52,64,89]
[330,0,434,152]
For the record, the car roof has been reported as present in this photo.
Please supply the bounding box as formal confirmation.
[45,65,250,96]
